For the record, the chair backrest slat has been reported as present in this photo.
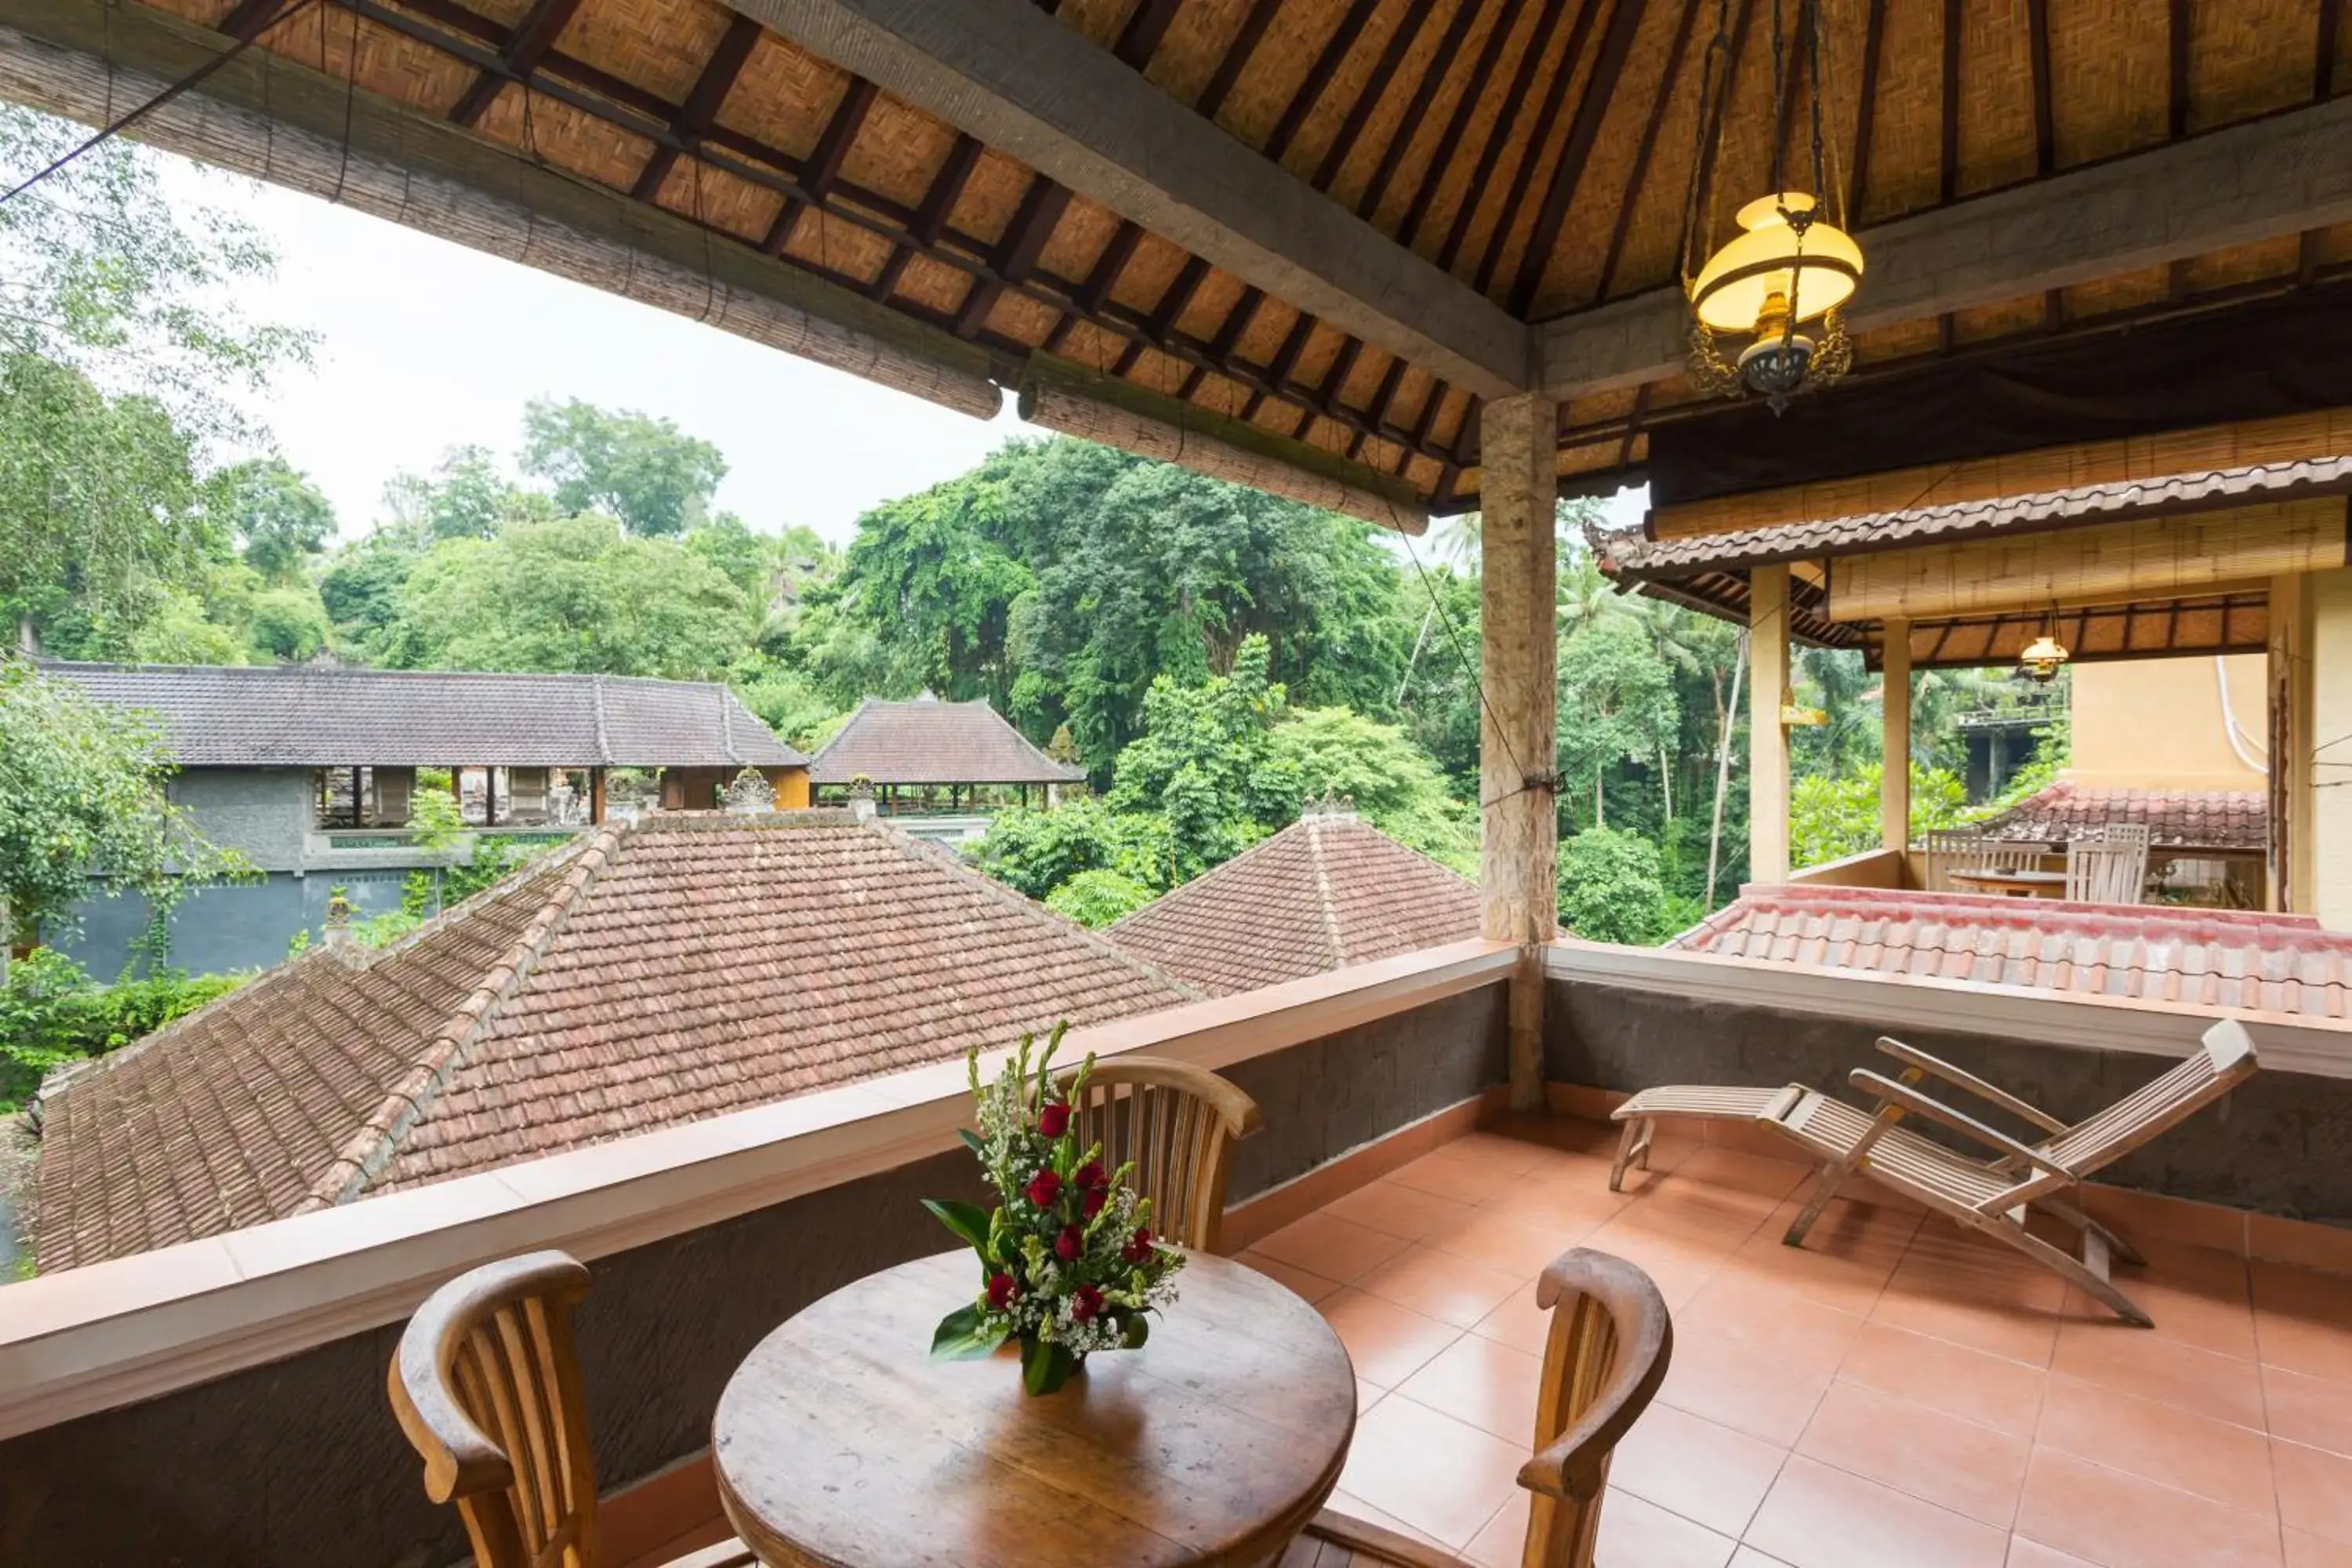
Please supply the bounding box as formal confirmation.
[2066,829,2150,903]
[1059,1058,1262,1252]
[2039,1020,2257,1178]
[390,1251,602,1568]
[1518,1249,1673,1568]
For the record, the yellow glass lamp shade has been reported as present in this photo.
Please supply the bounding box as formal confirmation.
[2019,631,2071,681]
[1689,194,1864,334]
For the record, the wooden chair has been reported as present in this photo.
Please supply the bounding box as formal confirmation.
[1921,830,2042,893]
[389,1250,754,1568]
[1289,1249,1672,1568]
[1770,1021,2258,1327]
[2066,823,2151,903]
[1059,1056,1263,1253]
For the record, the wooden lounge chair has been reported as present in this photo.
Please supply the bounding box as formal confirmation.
[1287,1248,1671,1567]
[1057,1055,1262,1253]
[2066,823,2151,903]
[390,1250,755,1568]
[1769,1020,2258,1327]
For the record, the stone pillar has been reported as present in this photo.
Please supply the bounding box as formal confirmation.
[1477,393,1559,1114]
[1881,617,1912,860]
[1749,564,1793,883]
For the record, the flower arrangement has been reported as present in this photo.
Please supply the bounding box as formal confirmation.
[924,1024,1184,1396]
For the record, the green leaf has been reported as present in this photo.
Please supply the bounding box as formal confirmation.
[930,1305,1007,1361]
[922,1197,995,1251]
[956,1127,986,1158]
[1022,1334,1076,1396]
[1119,1313,1150,1350]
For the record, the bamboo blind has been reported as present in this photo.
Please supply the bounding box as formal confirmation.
[1828,497,2350,623]
[0,23,1006,423]
[1653,408,2352,540]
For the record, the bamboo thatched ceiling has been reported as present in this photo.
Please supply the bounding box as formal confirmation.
[30,0,2352,513]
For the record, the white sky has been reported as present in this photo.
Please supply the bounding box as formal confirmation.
[160,154,1645,547]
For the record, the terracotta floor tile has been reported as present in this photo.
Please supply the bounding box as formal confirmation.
[1871,1274,2064,1369]
[1589,1489,1739,1568]
[2287,1528,2352,1568]
[2034,1377,2276,1515]
[1836,1321,2049,1438]
[1236,1249,1341,1305]
[1388,1150,1514,1205]
[2264,1362,2352,1456]
[1681,1272,1870,1376]
[1614,1132,1704,1192]
[1461,1490,1530,1568]
[2013,1447,2284,1568]
[2005,1539,2103,1567]
[1796,1381,2031,1528]
[1318,1178,1481,1242]
[1354,1243,1530,1330]
[1608,1401,1789,1539]
[1731,1552,1800,1568]
[1393,1334,1544,1444]
[2251,1261,2352,1385]
[1468,1277,1554,1355]
[1478,1174,1629,1236]
[1323,1488,1451,1552]
[1676,1144,1817,1200]
[2048,1320,2268,1428]
[2064,1247,2257,1361]
[1657,1327,1838,1447]
[1426,1209,1581,1278]
[1334,1392,1526,1550]
[2274,1439,2352,1548]
[1252,1210,1412,1283]
[1315,1288,1463,1389]
[1437,1132,1563,1178]
[1895,1230,2073,1316]
[1744,1454,2009,1568]
[1578,1217,1742,1310]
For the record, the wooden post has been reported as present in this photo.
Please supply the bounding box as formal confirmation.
[1881,617,1912,861]
[2267,574,2307,912]
[2301,567,2352,928]
[1749,564,1793,883]
[590,768,607,825]
[1478,392,1560,1115]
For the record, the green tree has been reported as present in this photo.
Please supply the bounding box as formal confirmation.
[1556,826,1670,946]
[0,661,244,950]
[519,397,728,536]
[1265,706,1478,871]
[833,474,1033,705]
[380,445,553,544]
[383,514,753,678]
[1046,869,1154,928]
[1555,619,1679,829]
[965,800,1174,900]
[1789,762,1971,868]
[318,535,419,653]
[1107,636,1301,833]
[246,588,331,662]
[214,457,335,583]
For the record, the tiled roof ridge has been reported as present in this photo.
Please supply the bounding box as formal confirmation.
[804,697,879,768]
[805,695,1086,784]
[1732,882,2339,942]
[1301,818,1352,971]
[38,659,737,694]
[877,821,1210,1002]
[300,821,631,1210]
[590,671,611,764]
[1108,817,1315,931]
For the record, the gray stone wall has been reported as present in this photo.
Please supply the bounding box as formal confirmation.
[1548,977,2352,1225]
[64,871,415,978]
[0,985,1508,1568]
[171,768,313,871]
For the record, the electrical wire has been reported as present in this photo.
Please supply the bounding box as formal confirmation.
[0,0,322,209]
[1395,524,1559,814]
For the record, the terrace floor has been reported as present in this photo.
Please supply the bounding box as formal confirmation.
[1239,1118,2352,1568]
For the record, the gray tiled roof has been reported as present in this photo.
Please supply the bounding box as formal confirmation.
[1594,456,2352,581]
[38,662,806,768]
[809,696,1086,786]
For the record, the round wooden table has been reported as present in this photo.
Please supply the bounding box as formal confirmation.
[712,1250,1357,1568]
[1950,867,2069,898]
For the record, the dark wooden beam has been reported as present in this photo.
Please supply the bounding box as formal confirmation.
[1043,218,1145,347]
[1847,0,1887,220]
[218,0,290,37]
[1439,0,1577,272]
[1243,313,1320,420]
[1196,0,1283,118]
[1475,0,1606,296]
[2026,0,2054,177]
[1512,0,1650,314]
[868,130,982,301]
[955,175,1073,337]
[1265,0,1381,162]
[2320,0,2343,100]
[1316,336,1365,416]
[448,0,580,128]
[1400,0,1534,246]
[1314,0,1442,192]
[1112,0,1185,67]
[1594,0,1699,302]
[1350,354,1411,458]
[1356,0,1481,220]
[764,76,880,256]
[1939,0,1962,205]
[2169,0,2191,140]
[631,13,762,202]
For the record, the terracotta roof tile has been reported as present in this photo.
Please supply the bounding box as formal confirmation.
[38,662,804,768]
[1671,884,2352,1020]
[1973,782,2267,853]
[1106,815,1483,997]
[27,814,1193,1269]
[808,697,1085,786]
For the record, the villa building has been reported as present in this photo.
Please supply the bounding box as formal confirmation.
[41,662,808,973]
[806,694,1086,844]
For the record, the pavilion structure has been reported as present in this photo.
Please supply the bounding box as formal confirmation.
[3,0,2348,1107]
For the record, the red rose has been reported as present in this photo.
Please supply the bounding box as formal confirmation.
[1054,1224,1083,1261]
[1038,1102,1072,1138]
[1121,1227,1155,1264]
[1025,1169,1062,1207]
[1071,1285,1105,1323]
[1075,1160,1108,1191]
[1082,1186,1108,1218]
[987,1272,1018,1310]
